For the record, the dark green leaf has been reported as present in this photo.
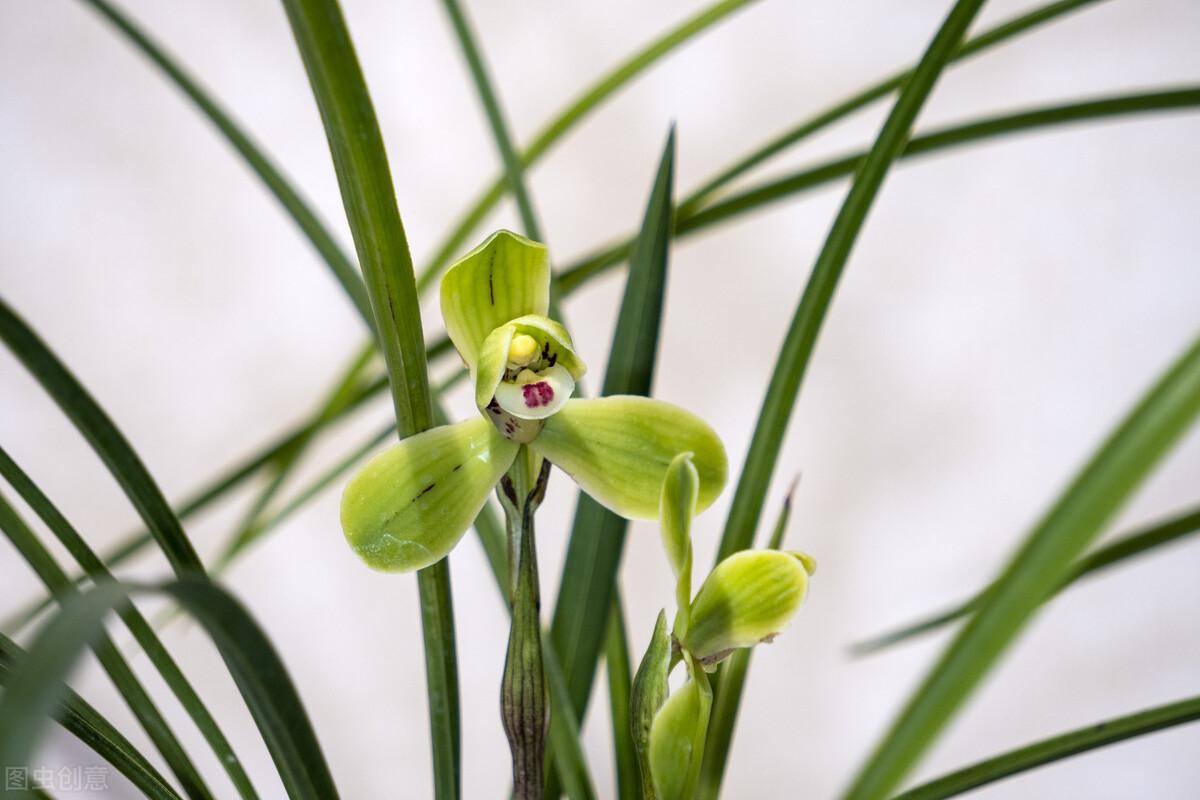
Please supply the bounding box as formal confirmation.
[416,0,757,290]
[0,492,213,799]
[0,633,182,800]
[893,696,1200,799]
[2,369,388,638]
[0,578,341,800]
[679,88,1200,240]
[0,448,257,798]
[691,0,990,792]
[0,297,204,575]
[79,0,371,326]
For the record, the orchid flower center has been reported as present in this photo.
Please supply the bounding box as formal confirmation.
[495,330,574,416]
[479,324,578,443]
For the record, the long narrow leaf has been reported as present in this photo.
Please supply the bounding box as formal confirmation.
[0,634,182,800]
[556,0,1109,287]
[542,638,597,800]
[416,0,757,290]
[893,696,1200,800]
[0,578,340,799]
[715,0,986,563]
[852,503,1200,654]
[605,599,638,800]
[439,0,543,242]
[0,297,204,574]
[276,2,459,797]
[1,369,388,638]
[560,86,1200,294]
[692,0,989,793]
[681,88,1200,239]
[846,334,1200,798]
[549,128,677,726]
[15,77,1188,644]
[680,0,1106,212]
[0,448,258,798]
[78,0,371,324]
[212,345,376,568]
[0,495,212,800]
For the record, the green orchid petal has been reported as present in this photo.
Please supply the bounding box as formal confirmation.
[683,550,813,666]
[340,417,519,572]
[661,453,699,636]
[440,230,549,369]
[475,322,517,411]
[648,654,711,800]
[530,397,726,520]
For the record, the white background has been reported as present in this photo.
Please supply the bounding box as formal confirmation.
[2,0,1199,797]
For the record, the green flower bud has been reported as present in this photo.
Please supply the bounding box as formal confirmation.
[630,610,671,799]
[683,550,814,667]
[648,655,711,800]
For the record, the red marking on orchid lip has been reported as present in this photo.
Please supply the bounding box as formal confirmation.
[521,381,554,408]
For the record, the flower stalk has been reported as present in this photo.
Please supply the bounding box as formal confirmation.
[498,450,552,799]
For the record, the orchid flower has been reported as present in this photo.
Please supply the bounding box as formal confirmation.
[340,230,727,572]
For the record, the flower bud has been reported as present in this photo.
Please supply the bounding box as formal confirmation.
[683,550,814,666]
[630,611,671,798]
[647,655,711,800]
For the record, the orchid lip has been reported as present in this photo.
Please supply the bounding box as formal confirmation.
[494,363,575,420]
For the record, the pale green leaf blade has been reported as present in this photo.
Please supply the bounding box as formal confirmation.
[850,503,1200,655]
[438,0,544,243]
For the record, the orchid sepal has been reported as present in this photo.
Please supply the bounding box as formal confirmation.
[440,229,549,370]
